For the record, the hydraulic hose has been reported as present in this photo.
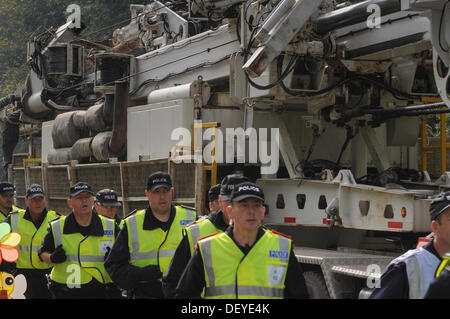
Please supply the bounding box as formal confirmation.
[0,95,19,109]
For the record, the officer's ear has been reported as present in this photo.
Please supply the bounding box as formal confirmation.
[67,198,73,209]
[225,203,233,220]
[432,217,441,233]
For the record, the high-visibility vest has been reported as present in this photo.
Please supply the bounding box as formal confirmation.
[198,229,291,299]
[10,209,59,269]
[184,218,222,256]
[388,246,441,298]
[125,206,196,275]
[435,253,450,278]
[49,215,115,285]
[0,205,21,222]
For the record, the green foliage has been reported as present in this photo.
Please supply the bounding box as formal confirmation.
[0,0,147,96]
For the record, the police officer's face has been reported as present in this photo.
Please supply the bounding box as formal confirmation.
[228,198,266,232]
[68,192,94,215]
[0,193,14,210]
[95,203,117,219]
[219,196,231,224]
[433,209,450,251]
[209,200,220,214]
[25,196,45,215]
[145,187,173,215]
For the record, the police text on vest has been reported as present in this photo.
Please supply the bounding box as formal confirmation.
[225,304,270,314]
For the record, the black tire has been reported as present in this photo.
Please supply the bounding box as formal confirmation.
[303,271,330,299]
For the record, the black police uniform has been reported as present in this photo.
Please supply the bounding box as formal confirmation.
[424,267,450,298]
[369,240,441,298]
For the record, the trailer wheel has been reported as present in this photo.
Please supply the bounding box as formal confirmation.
[303,271,330,299]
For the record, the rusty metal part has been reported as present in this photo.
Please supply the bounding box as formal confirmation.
[109,80,129,154]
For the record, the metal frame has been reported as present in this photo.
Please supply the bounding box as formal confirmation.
[294,246,394,299]
[10,158,203,216]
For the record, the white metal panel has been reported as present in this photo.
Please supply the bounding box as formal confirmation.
[259,176,432,232]
[41,120,55,164]
[259,178,336,227]
[132,24,240,100]
[336,11,431,60]
[127,99,194,161]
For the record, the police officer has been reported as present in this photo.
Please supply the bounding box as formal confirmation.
[176,182,309,299]
[2,184,59,299]
[162,174,249,298]
[207,184,221,215]
[39,182,120,299]
[424,252,450,298]
[104,171,197,298]
[0,181,21,222]
[370,191,450,299]
[94,189,122,226]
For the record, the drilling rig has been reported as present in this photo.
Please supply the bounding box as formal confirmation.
[2,0,450,298]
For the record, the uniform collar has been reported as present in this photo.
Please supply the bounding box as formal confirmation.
[225,225,266,254]
[207,209,229,231]
[92,207,121,228]
[0,206,13,218]
[63,211,104,236]
[426,240,443,261]
[143,205,176,231]
[23,207,48,229]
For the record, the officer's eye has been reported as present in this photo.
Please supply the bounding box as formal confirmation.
[5,277,14,286]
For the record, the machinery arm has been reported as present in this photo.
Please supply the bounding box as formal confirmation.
[242,0,321,78]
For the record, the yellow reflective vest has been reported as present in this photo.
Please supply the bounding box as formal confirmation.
[184,217,222,256]
[10,209,60,269]
[436,253,450,278]
[0,205,21,222]
[125,205,196,275]
[198,229,292,299]
[49,214,116,285]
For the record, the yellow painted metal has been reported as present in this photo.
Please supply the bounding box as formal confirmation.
[420,100,450,174]
[192,122,220,198]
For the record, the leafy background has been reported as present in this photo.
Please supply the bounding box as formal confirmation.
[0,0,148,97]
